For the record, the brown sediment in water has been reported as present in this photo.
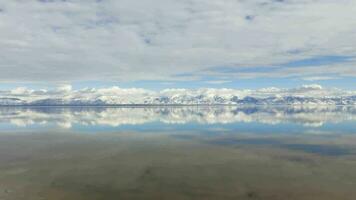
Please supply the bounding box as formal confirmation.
[0,132,356,200]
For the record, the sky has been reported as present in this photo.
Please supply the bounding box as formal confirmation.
[0,0,356,91]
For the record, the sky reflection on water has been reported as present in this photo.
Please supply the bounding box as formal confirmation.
[0,106,355,135]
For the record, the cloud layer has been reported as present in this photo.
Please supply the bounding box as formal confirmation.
[0,0,356,83]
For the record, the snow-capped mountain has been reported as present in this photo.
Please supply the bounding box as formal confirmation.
[0,85,356,106]
[0,98,26,105]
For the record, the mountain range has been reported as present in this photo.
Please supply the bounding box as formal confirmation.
[1,85,356,106]
[1,94,356,106]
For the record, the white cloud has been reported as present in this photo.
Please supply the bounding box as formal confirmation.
[10,87,33,95]
[0,0,355,82]
[300,84,323,91]
[57,84,72,92]
[302,76,338,81]
[205,80,232,85]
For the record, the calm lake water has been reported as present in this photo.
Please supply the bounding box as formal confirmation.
[0,106,356,200]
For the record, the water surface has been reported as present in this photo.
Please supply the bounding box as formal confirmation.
[0,106,356,200]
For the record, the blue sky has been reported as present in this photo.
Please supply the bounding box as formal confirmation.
[1,54,355,91]
[0,56,356,90]
[0,0,355,90]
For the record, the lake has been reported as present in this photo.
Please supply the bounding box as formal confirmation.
[0,106,356,200]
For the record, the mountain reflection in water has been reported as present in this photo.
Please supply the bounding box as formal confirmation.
[0,106,355,131]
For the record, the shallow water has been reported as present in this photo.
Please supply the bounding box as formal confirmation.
[0,106,356,200]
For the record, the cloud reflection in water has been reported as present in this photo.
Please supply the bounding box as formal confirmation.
[0,106,355,131]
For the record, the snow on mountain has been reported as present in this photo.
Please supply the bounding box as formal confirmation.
[0,98,25,105]
[0,85,355,105]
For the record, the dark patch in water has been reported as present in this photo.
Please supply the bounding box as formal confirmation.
[137,167,156,182]
[282,144,352,156]
[277,155,317,165]
[209,137,353,157]
[172,134,196,140]
[246,191,259,199]
[210,138,282,146]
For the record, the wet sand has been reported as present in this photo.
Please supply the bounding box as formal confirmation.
[0,131,356,200]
